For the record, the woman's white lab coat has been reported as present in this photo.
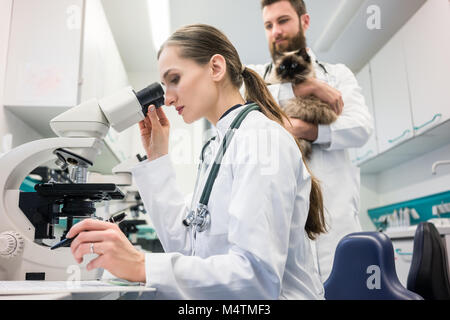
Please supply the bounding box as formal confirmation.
[248,49,374,282]
[131,105,324,300]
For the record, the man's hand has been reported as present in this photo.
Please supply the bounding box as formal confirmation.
[292,78,344,115]
[283,117,318,142]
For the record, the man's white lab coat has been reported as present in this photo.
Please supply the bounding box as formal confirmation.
[131,105,324,299]
[248,49,374,282]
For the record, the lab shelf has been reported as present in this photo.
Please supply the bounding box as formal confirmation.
[360,119,450,174]
[368,190,450,231]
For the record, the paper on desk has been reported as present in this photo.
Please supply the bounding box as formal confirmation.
[0,280,155,295]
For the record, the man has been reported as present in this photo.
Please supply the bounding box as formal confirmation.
[248,0,374,282]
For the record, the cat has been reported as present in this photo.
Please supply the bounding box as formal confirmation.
[266,47,337,160]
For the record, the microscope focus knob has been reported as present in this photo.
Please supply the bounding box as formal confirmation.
[0,231,24,259]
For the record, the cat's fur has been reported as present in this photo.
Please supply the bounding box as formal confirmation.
[266,48,337,160]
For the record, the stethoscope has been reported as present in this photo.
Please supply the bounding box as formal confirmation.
[182,103,261,236]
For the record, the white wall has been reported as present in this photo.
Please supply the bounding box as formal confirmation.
[360,143,450,230]
[0,0,43,154]
[360,173,379,231]
[377,143,450,204]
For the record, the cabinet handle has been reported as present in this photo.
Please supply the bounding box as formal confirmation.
[414,113,442,131]
[388,130,411,144]
[395,248,413,256]
[356,150,374,162]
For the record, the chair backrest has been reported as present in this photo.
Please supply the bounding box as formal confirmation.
[407,222,450,300]
[324,232,422,300]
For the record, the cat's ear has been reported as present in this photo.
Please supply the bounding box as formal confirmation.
[297,47,311,62]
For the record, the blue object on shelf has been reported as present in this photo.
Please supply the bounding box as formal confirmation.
[368,191,450,231]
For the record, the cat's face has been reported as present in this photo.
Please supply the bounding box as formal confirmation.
[274,48,313,83]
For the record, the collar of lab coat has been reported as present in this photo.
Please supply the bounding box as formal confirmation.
[307,47,317,63]
[212,103,249,142]
[306,48,330,83]
[307,48,324,73]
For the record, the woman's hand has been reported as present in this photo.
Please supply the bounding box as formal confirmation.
[139,105,170,161]
[66,219,146,283]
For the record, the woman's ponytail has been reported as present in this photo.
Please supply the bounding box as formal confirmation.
[242,67,327,240]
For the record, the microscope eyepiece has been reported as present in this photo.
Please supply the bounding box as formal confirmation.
[135,82,165,115]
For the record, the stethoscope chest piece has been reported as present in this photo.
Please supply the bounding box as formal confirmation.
[183,204,211,232]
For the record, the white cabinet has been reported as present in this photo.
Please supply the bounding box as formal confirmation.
[3,0,132,173]
[390,238,414,288]
[80,0,132,163]
[79,0,129,101]
[350,0,450,173]
[348,148,358,166]
[354,64,378,165]
[0,0,13,101]
[402,0,450,136]
[4,0,83,108]
[370,30,414,154]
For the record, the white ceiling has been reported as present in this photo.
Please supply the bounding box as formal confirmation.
[102,0,426,76]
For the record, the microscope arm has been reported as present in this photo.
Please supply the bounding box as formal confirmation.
[0,138,102,192]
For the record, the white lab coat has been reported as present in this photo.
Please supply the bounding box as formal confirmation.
[248,49,373,282]
[131,105,324,300]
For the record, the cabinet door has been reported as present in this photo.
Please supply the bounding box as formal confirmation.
[0,0,13,101]
[348,148,359,166]
[4,0,83,107]
[391,239,414,287]
[370,30,414,153]
[80,0,132,161]
[354,64,378,165]
[80,0,129,101]
[402,0,450,135]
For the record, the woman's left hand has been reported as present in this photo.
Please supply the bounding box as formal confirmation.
[66,219,146,283]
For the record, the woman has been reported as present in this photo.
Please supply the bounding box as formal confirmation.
[66,24,326,300]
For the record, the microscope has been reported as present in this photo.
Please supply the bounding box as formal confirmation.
[0,83,164,281]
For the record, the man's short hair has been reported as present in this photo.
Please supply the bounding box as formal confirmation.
[260,0,307,18]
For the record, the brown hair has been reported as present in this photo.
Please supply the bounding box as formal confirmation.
[261,0,307,19]
[158,24,326,240]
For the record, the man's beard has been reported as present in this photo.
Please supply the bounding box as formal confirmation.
[270,30,307,60]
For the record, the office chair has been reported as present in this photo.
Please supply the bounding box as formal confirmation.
[324,232,422,300]
[407,222,450,300]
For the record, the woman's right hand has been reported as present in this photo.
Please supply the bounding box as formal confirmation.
[139,105,170,161]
